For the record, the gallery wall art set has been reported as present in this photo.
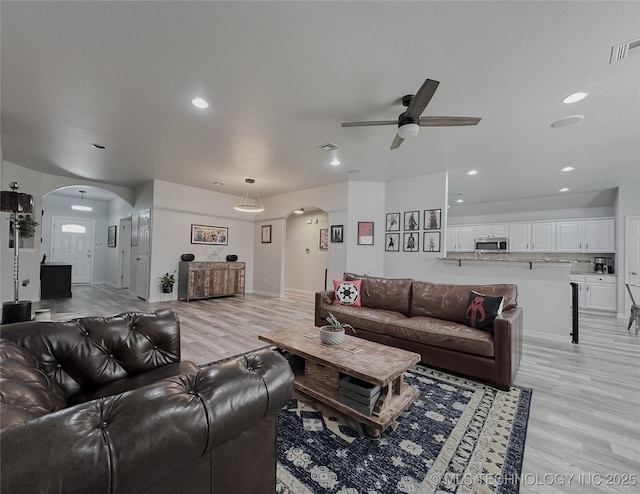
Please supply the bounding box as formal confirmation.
[385,209,441,252]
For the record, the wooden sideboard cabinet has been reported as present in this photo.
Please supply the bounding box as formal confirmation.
[178,261,245,302]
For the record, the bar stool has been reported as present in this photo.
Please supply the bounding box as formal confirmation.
[625,283,640,335]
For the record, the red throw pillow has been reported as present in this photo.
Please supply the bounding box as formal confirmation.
[464,290,504,332]
[332,279,361,307]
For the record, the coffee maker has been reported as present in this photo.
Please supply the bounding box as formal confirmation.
[594,257,613,274]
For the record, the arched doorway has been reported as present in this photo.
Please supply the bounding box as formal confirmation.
[284,206,329,292]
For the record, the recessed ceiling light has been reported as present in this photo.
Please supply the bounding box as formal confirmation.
[192,98,209,109]
[561,166,575,172]
[456,199,464,203]
[293,208,304,214]
[559,187,570,192]
[562,92,588,104]
[330,158,341,166]
[346,168,361,174]
[92,144,106,149]
[467,170,478,176]
[550,115,584,128]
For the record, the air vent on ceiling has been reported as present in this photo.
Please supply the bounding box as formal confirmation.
[318,142,341,152]
[610,37,640,63]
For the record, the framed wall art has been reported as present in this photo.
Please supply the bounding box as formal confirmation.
[403,232,419,252]
[191,224,228,245]
[386,212,400,231]
[319,228,329,249]
[330,224,344,243]
[357,222,374,245]
[385,233,399,252]
[424,209,442,230]
[423,231,441,252]
[404,211,419,231]
[107,225,117,247]
[261,224,272,243]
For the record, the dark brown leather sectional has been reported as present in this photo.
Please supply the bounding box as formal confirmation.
[0,309,294,494]
[315,273,523,390]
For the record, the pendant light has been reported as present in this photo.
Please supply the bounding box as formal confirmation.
[235,179,264,213]
[71,190,93,211]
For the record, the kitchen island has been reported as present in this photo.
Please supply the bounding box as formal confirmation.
[430,255,573,340]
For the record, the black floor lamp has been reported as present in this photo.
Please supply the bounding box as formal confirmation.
[1,181,35,324]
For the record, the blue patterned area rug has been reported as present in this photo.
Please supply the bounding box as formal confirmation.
[276,366,531,494]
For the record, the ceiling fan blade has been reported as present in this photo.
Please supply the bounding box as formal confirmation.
[342,120,398,127]
[390,133,404,150]
[419,116,481,127]
[406,79,439,118]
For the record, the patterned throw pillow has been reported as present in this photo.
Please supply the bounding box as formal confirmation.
[464,290,504,332]
[332,279,362,307]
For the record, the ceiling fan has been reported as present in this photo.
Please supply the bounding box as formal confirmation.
[341,78,481,150]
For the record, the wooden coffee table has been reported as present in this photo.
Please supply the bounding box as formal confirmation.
[259,326,420,437]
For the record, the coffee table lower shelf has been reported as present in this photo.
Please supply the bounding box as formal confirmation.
[294,374,419,438]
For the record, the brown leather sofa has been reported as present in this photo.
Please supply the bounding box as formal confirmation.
[315,273,523,390]
[0,309,294,494]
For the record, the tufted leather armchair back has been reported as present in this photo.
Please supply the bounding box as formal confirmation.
[0,308,180,399]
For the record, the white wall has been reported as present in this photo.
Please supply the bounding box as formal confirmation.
[285,210,328,291]
[41,194,111,284]
[254,182,349,296]
[449,206,615,225]
[383,172,448,279]
[345,181,386,277]
[149,180,255,302]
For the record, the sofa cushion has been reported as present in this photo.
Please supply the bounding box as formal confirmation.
[0,339,67,429]
[320,304,407,336]
[333,279,361,307]
[386,317,495,358]
[343,273,413,316]
[464,290,504,332]
[410,282,517,323]
[69,360,200,405]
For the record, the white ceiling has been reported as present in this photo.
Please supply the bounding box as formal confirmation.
[2,1,639,211]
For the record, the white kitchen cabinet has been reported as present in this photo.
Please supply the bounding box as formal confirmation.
[556,218,615,253]
[570,274,616,312]
[584,275,617,311]
[475,224,509,238]
[446,226,475,252]
[509,223,531,252]
[584,219,615,252]
[531,222,555,252]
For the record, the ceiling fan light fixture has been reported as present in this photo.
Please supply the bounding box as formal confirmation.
[234,178,264,213]
[397,122,419,139]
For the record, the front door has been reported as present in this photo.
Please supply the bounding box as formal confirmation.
[51,217,94,284]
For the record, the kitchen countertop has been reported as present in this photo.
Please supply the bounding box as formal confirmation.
[439,255,583,264]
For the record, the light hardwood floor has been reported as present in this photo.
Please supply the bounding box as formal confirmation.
[34,286,640,494]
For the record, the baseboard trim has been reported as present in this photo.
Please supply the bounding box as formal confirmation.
[252,289,282,298]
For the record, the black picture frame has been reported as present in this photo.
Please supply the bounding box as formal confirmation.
[191,224,228,245]
[385,233,399,252]
[357,222,374,245]
[424,209,442,230]
[404,211,420,231]
[330,224,344,243]
[386,212,400,232]
[107,225,117,247]
[423,231,441,252]
[403,232,419,252]
[261,225,272,243]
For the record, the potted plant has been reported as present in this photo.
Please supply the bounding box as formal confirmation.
[319,312,355,345]
[9,214,39,248]
[160,271,176,293]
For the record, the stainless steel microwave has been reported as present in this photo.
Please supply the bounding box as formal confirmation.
[475,237,508,253]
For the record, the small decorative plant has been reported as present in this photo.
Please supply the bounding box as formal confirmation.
[16,214,39,238]
[160,271,176,288]
[323,312,355,334]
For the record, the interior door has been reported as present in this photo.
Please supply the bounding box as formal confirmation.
[118,217,131,288]
[51,217,94,284]
[135,211,150,300]
[626,216,640,286]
